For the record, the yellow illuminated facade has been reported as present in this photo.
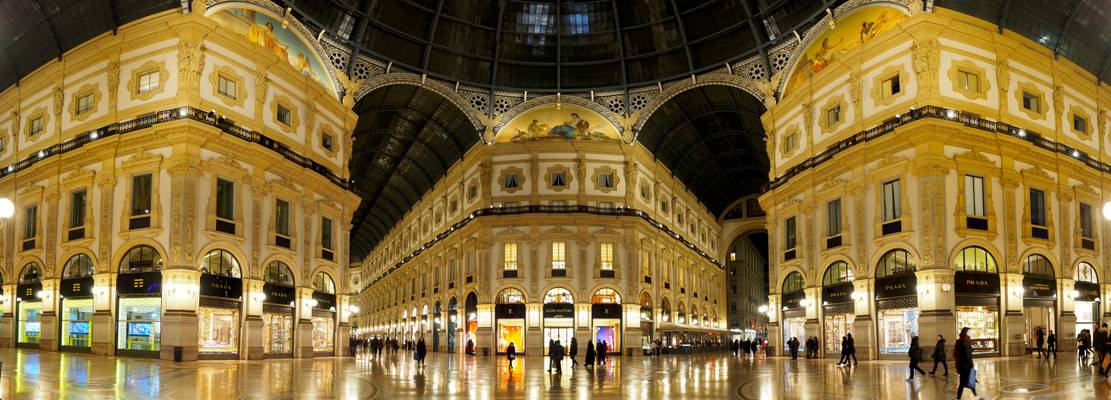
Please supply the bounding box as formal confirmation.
[0,1,358,360]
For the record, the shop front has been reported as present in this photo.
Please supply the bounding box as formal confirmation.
[821,262,854,356]
[197,250,243,359]
[447,297,458,352]
[116,271,163,357]
[591,289,622,354]
[16,263,44,349]
[59,275,94,351]
[1022,255,1056,353]
[874,273,918,355]
[639,292,655,351]
[781,272,806,349]
[1075,262,1101,335]
[543,288,575,355]
[954,271,1002,355]
[311,272,337,355]
[262,261,297,358]
[465,293,478,350]
[495,288,526,355]
[433,302,442,351]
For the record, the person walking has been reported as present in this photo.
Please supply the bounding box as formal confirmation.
[585,341,596,369]
[466,338,475,355]
[1046,330,1056,357]
[1034,327,1046,359]
[955,327,979,400]
[1094,323,1109,367]
[907,336,926,381]
[569,337,579,367]
[1101,326,1111,376]
[1078,330,1089,359]
[788,337,800,360]
[551,340,565,374]
[547,339,556,372]
[846,334,859,366]
[415,336,427,367]
[929,334,948,376]
[506,342,517,370]
[732,339,740,357]
[598,341,608,366]
[837,336,848,366]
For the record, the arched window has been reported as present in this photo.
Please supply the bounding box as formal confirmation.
[661,297,672,322]
[1023,254,1053,277]
[876,249,915,277]
[19,262,42,284]
[591,288,622,304]
[544,288,574,304]
[640,291,653,308]
[200,249,240,277]
[954,246,997,273]
[265,261,295,286]
[677,302,687,323]
[497,288,524,304]
[62,254,95,279]
[120,245,162,273]
[782,271,804,293]
[691,305,700,326]
[1077,262,1098,284]
[822,261,853,285]
[313,272,335,294]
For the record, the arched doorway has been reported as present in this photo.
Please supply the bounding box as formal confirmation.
[1074,262,1100,337]
[464,292,478,353]
[591,288,622,354]
[542,287,575,355]
[198,249,243,358]
[60,254,95,351]
[495,288,526,354]
[821,261,854,357]
[447,297,458,352]
[781,271,806,348]
[433,301,442,351]
[311,272,337,355]
[953,246,1002,354]
[1021,254,1056,352]
[874,249,918,355]
[16,262,44,348]
[262,260,296,357]
[639,292,654,350]
[116,245,163,357]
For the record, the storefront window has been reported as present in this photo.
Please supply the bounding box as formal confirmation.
[198,306,240,354]
[783,316,806,347]
[878,308,918,353]
[497,320,524,353]
[264,313,294,354]
[956,305,999,354]
[823,313,855,352]
[313,315,335,352]
[62,298,94,347]
[18,301,42,344]
[117,297,162,351]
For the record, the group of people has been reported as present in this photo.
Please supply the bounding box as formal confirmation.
[506,339,611,372]
[1078,323,1111,376]
[904,327,979,399]
[731,339,763,357]
[1031,327,1057,358]
[353,335,428,367]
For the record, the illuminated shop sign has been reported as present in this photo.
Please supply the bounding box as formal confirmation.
[263,284,296,304]
[1022,276,1056,298]
[954,272,1001,296]
[495,303,526,319]
[16,283,42,301]
[60,277,94,297]
[822,282,855,305]
[312,291,337,310]
[1075,282,1100,301]
[117,272,162,295]
[875,274,917,299]
[543,303,575,319]
[591,303,622,319]
[200,274,243,299]
[782,291,804,309]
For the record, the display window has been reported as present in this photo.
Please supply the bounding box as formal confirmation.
[593,320,620,351]
[61,298,94,348]
[18,301,43,344]
[312,314,335,352]
[878,308,918,354]
[1076,301,1099,336]
[823,313,855,353]
[955,305,999,354]
[198,306,240,354]
[466,320,478,346]
[497,319,524,353]
[544,327,574,355]
[263,312,294,354]
[1023,306,1054,349]
[117,297,162,351]
[783,317,806,346]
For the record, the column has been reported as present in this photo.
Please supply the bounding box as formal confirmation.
[851,279,874,360]
[90,273,114,355]
[803,286,819,354]
[1059,278,1077,351]
[916,268,954,360]
[476,302,494,356]
[767,294,780,356]
[623,303,643,356]
[525,302,542,355]
[160,268,200,361]
[0,283,13,347]
[296,287,314,358]
[337,294,351,356]
[244,278,264,360]
[1001,272,1025,356]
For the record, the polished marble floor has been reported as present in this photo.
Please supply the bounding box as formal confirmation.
[0,348,1110,399]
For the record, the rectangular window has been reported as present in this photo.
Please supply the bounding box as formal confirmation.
[217,75,236,99]
[551,171,566,187]
[882,74,901,96]
[23,205,37,239]
[75,93,94,115]
[70,189,87,228]
[784,132,798,153]
[1074,115,1087,133]
[1022,92,1040,113]
[321,217,333,250]
[215,178,235,221]
[957,70,980,93]
[1029,189,1046,227]
[503,243,518,271]
[882,179,901,221]
[467,184,478,200]
[964,175,986,217]
[826,105,841,126]
[784,217,796,249]
[449,199,459,213]
[504,174,520,189]
[275,199,290,236]
[827,199,841,236]
[276,105,292,126]
[600,243,614,271]
[1080,202,1093,238]
[598,172,614,188]
[322,133,334,151]
[131,174,152,216]
[138,70,159,93]
[30,116,43,136]
[551,242,566,270]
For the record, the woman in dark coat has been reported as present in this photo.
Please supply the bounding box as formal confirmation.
[569,337,579,367]
[955,327,977,399]
[416,336,427,366]
[506,342,517,369]
[930,335,948,376]
[585,340,596,369]
[906,336,926,381]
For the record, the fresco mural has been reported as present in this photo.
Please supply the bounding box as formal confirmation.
[210,7,336,94]
[784,5,908,94]
[495,104,621,143]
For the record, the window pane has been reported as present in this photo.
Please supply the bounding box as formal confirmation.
[785,217,796,248]
[131,174,152,216]
[216,179,234,220]
[1030,189,1045,226]
[964,175,985,216]
[276,200,290,236]
[24,206,37,239]
[321,218,333,250]
[70,190,87,228]
[883,179,901,221]
[600,243,614,270]
[1081,203,1093,238]
[504,243,518,270]
[551,242,565,269]
[827,199,841,236]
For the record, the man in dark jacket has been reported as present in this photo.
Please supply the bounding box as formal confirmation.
[551,340,565,373]
[845,333,858,365]
[1046,330,1056,357]
[1093,324,1108,367]
[1034,327,1046,359]
[788,337,800,359]
[569,337,579,367]
[929,335,948,376]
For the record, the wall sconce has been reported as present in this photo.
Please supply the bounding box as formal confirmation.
[350,305,361,314]
[1096,297,1102,303]
[1010,287,1024,297]
[757,305,769,313]
[799,298,811,308]
[941,283,952,293]
[1070,290,1081,300]
[850,291,866,302]
[251,293,267,303]
[916,284,930,295]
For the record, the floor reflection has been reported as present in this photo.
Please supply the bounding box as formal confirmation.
[1,348,1110,398]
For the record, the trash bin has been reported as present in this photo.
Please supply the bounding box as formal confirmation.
[173,346,183,362]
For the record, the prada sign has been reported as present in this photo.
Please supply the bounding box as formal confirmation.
[496,303,526,319]
[782,291,804,309]
[954,272,1001,296]
[263,284,296,304]
[1022,276,1056,298]
[60,277,94,297]
[313,291,337,310]
[200,274,243,299]
[822,282,855,305]
[875,274,917,299]
[1075,282,1101,301]
[117,272,162,295]
[17,283,42,301]
[543,303,575,319]
[592,303,622,319]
